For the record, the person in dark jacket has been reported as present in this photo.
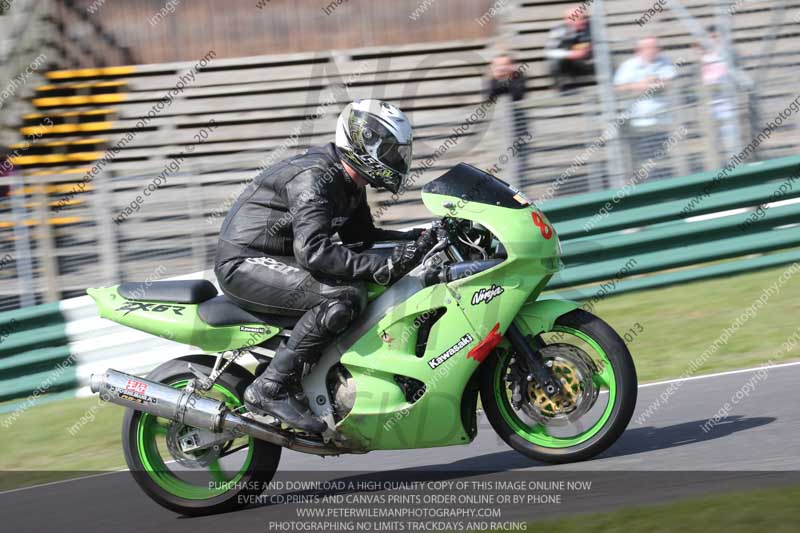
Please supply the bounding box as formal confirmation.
[486,54,527,103]
[215,99,435,433]
[546,6,595,92]
[485,54,531,180]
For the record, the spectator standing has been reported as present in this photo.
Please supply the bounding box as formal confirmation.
[614,37,677,180]
[546,6,595,93]
[487,54,527,103]
[486,53,530,183]
[698,25,738,160]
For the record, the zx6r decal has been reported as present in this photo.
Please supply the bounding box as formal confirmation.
[428,334,474,369]
[471,284,504,306]
[116,301,186,316]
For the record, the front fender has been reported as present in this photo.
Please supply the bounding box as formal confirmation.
[512,298,580,336]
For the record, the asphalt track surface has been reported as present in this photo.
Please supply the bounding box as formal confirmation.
[4,363,800,532]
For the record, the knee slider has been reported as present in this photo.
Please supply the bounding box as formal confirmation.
[320,300,356,335]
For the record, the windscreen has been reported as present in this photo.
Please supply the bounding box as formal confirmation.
[422,163,530,209]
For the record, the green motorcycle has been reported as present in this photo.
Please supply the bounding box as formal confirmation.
[88,163,637,515]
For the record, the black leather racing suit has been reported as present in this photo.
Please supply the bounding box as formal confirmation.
[214,143,417,383]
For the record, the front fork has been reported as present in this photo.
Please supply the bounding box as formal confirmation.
[505,322,563,399]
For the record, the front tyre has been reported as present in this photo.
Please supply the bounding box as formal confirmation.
[481,309,637,463]
[122,355,281,516]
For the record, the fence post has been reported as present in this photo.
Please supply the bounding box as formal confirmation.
[715,2,742,158]
[10,173,36,307]
[501,97,522,189]
[186,173,206,273]
[695,70,722,171]
[665,76,691,178]
[94,168,119,285]
[591,0,627,189]
[584,89,604,192]
[33,177,59,302]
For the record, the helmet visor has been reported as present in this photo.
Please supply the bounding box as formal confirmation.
[377,141,412,176]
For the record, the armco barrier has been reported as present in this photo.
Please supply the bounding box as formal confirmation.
[0,303,73,402]
[542,154,800,294]
[0,295,199,410]
[0,276,207,411]
[2,155,800,407]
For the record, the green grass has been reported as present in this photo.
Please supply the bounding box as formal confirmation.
[1,265,798,484]
[503,484,800,532]
[587,264,800,382]
[0,393,125,480]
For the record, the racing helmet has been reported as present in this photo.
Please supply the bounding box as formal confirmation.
[335,99,413,194]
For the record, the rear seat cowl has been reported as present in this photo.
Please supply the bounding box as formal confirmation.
[118,280,218,304]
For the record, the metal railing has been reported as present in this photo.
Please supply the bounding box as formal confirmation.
[0,0,49,145]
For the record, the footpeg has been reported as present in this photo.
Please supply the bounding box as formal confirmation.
[242,411,282,427]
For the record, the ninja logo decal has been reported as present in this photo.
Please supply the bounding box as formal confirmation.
[428,334,474,369]
[245,257,300,275]
[116,301,186,316]
[471,284,504,306]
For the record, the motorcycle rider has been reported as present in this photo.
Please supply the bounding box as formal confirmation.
[214,99,436,434]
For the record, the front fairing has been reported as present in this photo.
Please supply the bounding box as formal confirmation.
[418,164,562,362]
[332,164,564,451]
[421,163,562,274]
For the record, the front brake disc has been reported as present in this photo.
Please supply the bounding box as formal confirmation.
[520,343,599,427]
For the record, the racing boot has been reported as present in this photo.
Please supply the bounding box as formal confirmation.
[244,346,327,435]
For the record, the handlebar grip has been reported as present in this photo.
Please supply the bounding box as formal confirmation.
[423,258,504,286]
[423,267,445,287]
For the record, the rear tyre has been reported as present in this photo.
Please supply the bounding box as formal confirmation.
[122,355,281,516]
[481,309,637,463]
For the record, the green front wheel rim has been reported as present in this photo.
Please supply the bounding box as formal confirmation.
[494,326,617,448]
[135,380,254,500]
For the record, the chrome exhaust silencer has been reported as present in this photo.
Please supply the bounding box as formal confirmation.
[91,369,339,455]
[91,369,227,432]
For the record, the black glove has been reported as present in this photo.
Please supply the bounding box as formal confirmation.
[374,230,437,284]
[401,228,425,241]
[394,230,437,273]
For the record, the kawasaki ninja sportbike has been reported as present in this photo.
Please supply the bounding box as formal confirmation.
[88,163,637,515]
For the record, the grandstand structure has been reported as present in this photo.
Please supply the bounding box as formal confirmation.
[1,0,800,310]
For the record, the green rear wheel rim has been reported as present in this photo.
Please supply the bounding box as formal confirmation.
[494,325,617,448]
[135,380,254,500]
